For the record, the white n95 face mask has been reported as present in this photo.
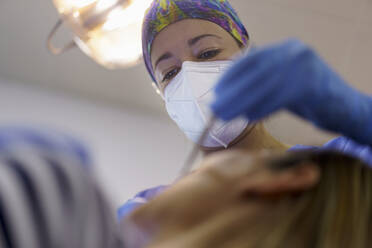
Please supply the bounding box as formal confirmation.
[164,60,249,148]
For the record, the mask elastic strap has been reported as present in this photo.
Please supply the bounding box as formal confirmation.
[231,39,257,61]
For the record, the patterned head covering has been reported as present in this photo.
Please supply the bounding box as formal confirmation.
[142,0,249,83]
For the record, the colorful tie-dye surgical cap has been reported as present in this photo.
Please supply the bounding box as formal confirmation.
[142,0,249,83]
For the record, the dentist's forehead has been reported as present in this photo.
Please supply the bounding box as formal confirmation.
[151,19,230,69]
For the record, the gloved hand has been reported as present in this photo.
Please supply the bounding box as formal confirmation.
[211,39,372,146]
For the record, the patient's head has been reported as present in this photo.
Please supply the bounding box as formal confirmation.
[125,150,372,248]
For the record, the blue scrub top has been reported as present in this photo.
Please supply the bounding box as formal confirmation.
[118,136,372,221]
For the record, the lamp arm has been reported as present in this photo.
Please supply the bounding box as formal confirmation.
[47,19,76,55]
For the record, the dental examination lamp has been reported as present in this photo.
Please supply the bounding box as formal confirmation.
[48,0,212,175]
[48,0,152,68]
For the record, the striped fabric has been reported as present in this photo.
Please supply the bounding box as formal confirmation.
[0,128,125,248]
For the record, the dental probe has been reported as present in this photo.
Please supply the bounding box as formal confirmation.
[179,116,217,177]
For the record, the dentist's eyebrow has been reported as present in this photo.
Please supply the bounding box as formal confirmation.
[155,52,173,70]
[188,34,222,47]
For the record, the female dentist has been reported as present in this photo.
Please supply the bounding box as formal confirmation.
[118,0,372,219]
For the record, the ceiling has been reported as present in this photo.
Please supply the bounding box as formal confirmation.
[1,0,372,145]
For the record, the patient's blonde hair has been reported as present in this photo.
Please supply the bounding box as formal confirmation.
[168,152,372,248]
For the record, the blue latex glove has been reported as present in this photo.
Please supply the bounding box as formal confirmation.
[212,39,372,146]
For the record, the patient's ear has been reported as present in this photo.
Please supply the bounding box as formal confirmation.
[238,162,320,198]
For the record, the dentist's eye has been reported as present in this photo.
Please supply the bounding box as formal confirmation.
[198,49,222,60]
[162,68,180,83]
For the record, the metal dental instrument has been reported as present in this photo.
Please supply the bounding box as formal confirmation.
[179,116,217,177]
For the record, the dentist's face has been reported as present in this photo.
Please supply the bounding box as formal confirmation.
[151,19,243,93]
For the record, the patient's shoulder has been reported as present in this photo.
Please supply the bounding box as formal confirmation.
[289,137,372,166]
[118,185,168,220]
[323,137,372,166]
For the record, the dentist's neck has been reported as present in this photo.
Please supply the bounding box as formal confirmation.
[202,123,290,155]
[232,123,290,151]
